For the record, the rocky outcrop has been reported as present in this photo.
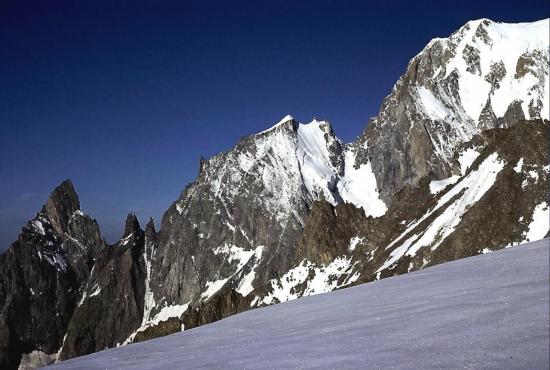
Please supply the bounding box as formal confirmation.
[361,18,548,203]
[43,180,80,235]
[0,181,105,370]
[58,214,146,360]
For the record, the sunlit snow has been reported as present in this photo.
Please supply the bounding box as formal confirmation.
[337,149,387,217]
[258,256,359,306]
[523,202,549,242]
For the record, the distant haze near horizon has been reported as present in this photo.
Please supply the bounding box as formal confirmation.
[0,0,547,251]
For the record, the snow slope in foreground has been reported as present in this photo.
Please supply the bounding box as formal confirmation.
[50,239,549,370]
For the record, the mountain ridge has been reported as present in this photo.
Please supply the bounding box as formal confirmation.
[1,18,548,369]
[48,238,550,370]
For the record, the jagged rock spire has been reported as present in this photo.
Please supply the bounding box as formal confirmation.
[43,179,80,234]
[123,213,141,237]
[145,217,156,239]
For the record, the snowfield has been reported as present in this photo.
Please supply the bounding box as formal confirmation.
[50,239,549,370]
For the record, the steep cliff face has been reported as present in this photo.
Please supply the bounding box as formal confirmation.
[57,214,148,360]
[1,18,548,369]
[0,181,105,369]
[133,115,386,339]
[281,120,549,300]
[361,19,549,202]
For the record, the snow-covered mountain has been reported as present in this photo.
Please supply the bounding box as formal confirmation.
[48,239,550,370]
[363,18,549,201]
[249,119,549,306]
[0,18,548,369]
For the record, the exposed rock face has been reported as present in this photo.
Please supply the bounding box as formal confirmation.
[293,121,549,289]
[0,18,548,369]
[361,18,549,202]
[137,115,386,338]
[0,181,104,369]
[241,120,548,309]
[57,214,146,360]
[43,180,80,235]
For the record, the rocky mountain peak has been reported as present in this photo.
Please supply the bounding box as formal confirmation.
[360,18,549,202]
[42,179,80,235]
[255,114,298,136]
[144,218,156,239]
[123,213,141,237]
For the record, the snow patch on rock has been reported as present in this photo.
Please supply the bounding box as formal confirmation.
[236,246,265,297]
[523,202,549,242]
[297,119,340,203]
[201,244,264,301]
[458,148,480,175]
[348,236,364,252]
[514,158,524,173]
[123,303,190,345]
[338,149,387,217]
[257,256,359,306]
[379,153,505,272]
[141,243,156,325]
[430,175,461,195]
[417,86,451,121]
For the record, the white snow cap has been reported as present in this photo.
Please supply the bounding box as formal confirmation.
[253,115,388,217]
[258,114,295,134]
[421,18,549,123]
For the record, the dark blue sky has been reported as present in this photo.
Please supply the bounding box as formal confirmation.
[1,0,547,250]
